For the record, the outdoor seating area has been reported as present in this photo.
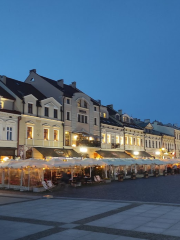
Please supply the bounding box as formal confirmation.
[0,157,180,192]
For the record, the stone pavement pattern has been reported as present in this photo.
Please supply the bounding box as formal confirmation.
[1,195,180,239]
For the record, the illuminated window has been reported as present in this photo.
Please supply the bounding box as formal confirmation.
[0,101,3,109]
[7,127,12,140]
[137,138,140,146]
[54,130,58,141]
[44,129,49,140]
[27,127,33,139]
[107,134,111,143]
[102,134,106,143]
[125,136,128,145]
[77,99,81,107]
[116,136,119,144]
[103,113,106,118]
[120,137,124,145]
[129,137,132,145]
[28,103,33,114]
[65,132,70,146]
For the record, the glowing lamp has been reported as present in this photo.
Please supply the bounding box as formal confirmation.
[134,151,139,156]
[80,147,87,153]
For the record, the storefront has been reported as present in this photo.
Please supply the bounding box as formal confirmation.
[95,150,131,159]
[33,147,81,160]
[0,147,16,162]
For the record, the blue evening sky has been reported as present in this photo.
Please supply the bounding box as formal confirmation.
[1,0,180,124]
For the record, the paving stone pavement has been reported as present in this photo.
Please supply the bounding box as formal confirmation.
[1,195,180,239]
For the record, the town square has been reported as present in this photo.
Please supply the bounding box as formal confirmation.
[1,0,180,239]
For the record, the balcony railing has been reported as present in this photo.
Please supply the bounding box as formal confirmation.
[111,143,120,149]
[76,140,101,147]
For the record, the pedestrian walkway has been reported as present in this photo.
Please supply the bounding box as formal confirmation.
[0,195,180,239]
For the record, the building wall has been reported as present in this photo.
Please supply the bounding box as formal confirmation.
[124,127,144,151]
[144,133,162,156]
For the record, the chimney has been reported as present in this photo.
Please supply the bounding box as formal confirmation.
[118,109,122,115]
[0,75,6,84]
[107,104,113,109]
[70,81,76,88]
[97,100,101,105]
[57,79,64,88]
[144,119,150,123]
[29,69,36,74]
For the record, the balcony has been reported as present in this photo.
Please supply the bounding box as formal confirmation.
[111,143,120,149]
[76,140,101,147]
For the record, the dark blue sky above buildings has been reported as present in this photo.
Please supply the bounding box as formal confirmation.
[1,0,180,124]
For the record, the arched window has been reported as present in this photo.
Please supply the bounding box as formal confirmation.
[115,114,120,120]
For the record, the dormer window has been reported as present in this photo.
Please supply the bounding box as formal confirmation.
[28,103,33,114]
[115,114,120,120]
[54,109,58,118]
[77,99,81,107]
[0,101,3,109]
[67,98,70,104]
[84,101,87,108]
[44,107,49,117]
[103,113,106,118]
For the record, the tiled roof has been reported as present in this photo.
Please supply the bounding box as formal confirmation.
[0,109,21,115]
[0,86,15,100]
[100,117,122,127]
[38,74,100,106]
[5,77,46,100]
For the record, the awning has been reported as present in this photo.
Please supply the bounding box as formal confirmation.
[0,147,16,156]
[34,148,81,158]
[125,150,152,158]
[96,150,131,158]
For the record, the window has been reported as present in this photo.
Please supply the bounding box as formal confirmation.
[85,116,87,124]
[44,129,49,140]
[78,114,80,122]
[133,138,136,145]
[149,140,151,148]
[102,134,106,143]
[67,112,70,120]
[77,99,81,107]
[82,115,84,123]
[94,118,97,125]
[44,107,49,117]
[54,130,58,141]
[120,137,124,145]
[141,139,143,147]
[103,113,106,118]
[116,136,119,144]
[125,136,128,145]
[159,142,161,148]
[116,115,120,120]
[7,127,12,140]
[28,103,33,114]
[94,106,97,111]
[65,131,70,146]
[27,127,33,139]
[107,134,111,144]
[0,101,4,109]
[156,141,157,148]
[84,101,87,108]
[146,140,147,147]
[129,137,132,145]
[54,109,58,118]
[152,141,154,148]
[67,98,70,104]
[137,138,140,146]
